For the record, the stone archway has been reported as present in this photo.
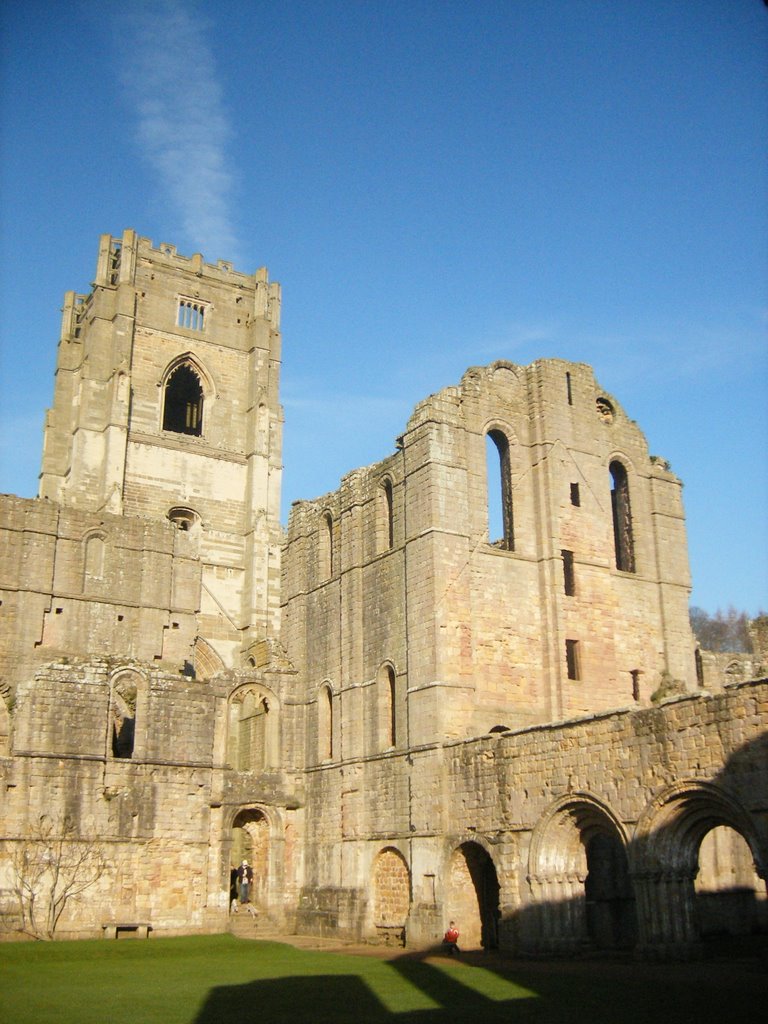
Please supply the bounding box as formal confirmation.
[445,842,500,950]
[231,808,270,909]
[528,795,635,955]
[371,847,410,946]
[634,781,766,958]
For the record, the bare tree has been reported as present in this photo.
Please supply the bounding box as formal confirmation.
[690,606,757,653]
[1,815,105,940]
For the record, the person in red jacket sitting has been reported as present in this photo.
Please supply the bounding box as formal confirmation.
[443,920,460,955]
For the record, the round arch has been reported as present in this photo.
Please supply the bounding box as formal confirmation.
[227,682,280,771]
[443,837,501,951]
[528,794,636,953]
[632,781,767,956]
[371,846,411,946]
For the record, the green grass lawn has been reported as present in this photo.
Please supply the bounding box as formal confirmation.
[1,935,764,1024]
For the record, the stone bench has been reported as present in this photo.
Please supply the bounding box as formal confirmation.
[102,921,152,939]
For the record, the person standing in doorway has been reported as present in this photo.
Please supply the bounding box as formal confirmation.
[238,859,253,904]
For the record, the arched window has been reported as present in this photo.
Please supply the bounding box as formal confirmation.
[318,683,333,762]
[110,672,139,759]
[609,461,635,572]
[378,664,397,749]
[227,686,276,771]
[486,429,514,550]
[163,363,204,436]
[84,533,105,581]
[378,479,394,552]
[319,512,334,581]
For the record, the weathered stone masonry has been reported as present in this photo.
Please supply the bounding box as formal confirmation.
[0,232,765,955]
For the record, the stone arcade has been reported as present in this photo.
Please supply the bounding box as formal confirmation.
[0,231,765,956]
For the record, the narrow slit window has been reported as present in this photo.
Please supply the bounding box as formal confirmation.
[610,461,635,572]
[566,639,580,681]
[631,669,641,702]
[562,549,575,596]
[570,482,581,507]
[566,371,573,405]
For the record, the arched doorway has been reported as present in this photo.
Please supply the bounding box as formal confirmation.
[231,808,270,909]
[584,832,636,949]
[695,825,766,947]
[446,842,500,950]
[633,781,766,958]
[371,847,410,946]
[528,796,636,955]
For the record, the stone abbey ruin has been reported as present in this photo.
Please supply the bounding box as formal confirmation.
[0,230,766,954]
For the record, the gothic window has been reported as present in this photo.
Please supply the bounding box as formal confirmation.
[486,429,514,550]
[609,461,635,572]
[177,299,206,331]
[163,363,204,436]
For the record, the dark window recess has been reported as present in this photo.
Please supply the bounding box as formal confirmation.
[566,371,573,405]
[112,716,135,758]
[610,461,635,572]
[566,639,580,681]
[562,549,575,596]
[631,670,641,702]
[163,365,204,436]
[570,482,581,507]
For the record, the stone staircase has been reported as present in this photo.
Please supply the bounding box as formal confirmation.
[228,905,280,940]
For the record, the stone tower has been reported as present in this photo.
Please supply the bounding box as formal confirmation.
[39,230,284,660]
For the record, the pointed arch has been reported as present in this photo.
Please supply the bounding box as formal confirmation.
[193,636,225,680]
[160,354,216,437]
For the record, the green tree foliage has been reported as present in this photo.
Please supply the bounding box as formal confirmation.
[689,606,754,653]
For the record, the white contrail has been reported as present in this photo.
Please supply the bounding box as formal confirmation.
[121,0,241,263]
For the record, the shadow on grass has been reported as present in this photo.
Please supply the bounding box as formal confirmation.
[192,949,539,1024]
[193,943,768,1024]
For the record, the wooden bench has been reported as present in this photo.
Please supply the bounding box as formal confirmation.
[102,922,152,939]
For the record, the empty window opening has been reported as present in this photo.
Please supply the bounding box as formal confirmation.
[163,364,204,436]
[111,677,137,759]
[610,461,635,572]
[631,670,641,702]
[319,512,334,580]
[695,648,704,688]
[109,244,121,286]
[177,299,206,331]
[570,482,581,507]
[486,430,514,550]
[566,371,573,405]
[378,478,394,551]
[566,639,580,681]
[562,549,576,596]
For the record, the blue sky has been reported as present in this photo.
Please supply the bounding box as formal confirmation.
[0,0,766,614]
